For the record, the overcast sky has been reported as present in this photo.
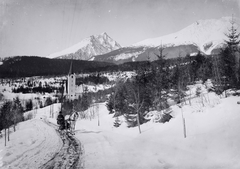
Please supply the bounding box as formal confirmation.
[0,0,239,58]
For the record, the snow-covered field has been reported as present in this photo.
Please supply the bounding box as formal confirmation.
[1,93,240,169]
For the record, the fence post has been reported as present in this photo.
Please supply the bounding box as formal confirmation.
[180,105,187,138]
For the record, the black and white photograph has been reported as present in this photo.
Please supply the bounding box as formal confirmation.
[0,0,240,168]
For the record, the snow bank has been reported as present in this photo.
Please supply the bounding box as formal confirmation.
[74,95,240,169]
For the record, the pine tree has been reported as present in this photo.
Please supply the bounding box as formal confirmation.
[125,78,144,133]
[106,93,114,114]
[225,17,240,49]
[0,101,14,146]
[212,55,224,95]
[111,79,129,117]
[45,97,53,107]
[173,56,187,104]
[26,99,33,111]
[12,97,24,131]
[221,16,240,87]
[152,46,169,112]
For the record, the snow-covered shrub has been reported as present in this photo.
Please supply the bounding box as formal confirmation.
[196,86,202,97]
[124,114,137,127]
[225,89,240,97]
[160,113,172,123]
[145,111,161,122]
[113,117,121,127]
[204,79,214,92]
[145,108,173,123]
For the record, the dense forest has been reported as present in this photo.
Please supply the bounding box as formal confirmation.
[0,56,159,78]
[0,55,212,78]
[0,56,114,78]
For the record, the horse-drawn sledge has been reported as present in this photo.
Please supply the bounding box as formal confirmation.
[57,111,79,135]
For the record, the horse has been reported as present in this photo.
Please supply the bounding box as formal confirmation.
[65,111,79,135]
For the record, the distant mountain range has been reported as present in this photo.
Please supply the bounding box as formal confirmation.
[133,17,239,54]
[46,32,121,60]
[46,17,239,64]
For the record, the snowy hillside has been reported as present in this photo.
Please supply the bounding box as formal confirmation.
[2,93,240,168]
[133,17,240,55]
[74,95,240,169]
[90,46,148,63]
[46,32,121,60]
[91,45,199,63]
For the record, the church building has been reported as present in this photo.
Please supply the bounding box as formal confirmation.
[64,61,83,100]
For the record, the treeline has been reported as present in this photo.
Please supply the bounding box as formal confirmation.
[0,56,114,78]
[12,85,63,94]
[0,95,59,146]
[76,73,109,85]
[0,55,186,78]
[0,98,24,146]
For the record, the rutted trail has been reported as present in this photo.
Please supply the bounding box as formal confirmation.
[40,121,84,169]
[1,119,62,169]
[0,119,84,169]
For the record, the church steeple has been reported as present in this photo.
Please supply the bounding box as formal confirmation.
[68,61,74,75]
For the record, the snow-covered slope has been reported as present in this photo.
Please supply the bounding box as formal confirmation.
[91,45,199,64]
[2,91,240,168]
[133,17,240,55]
[74,95,240,169]
[46,32,121,60]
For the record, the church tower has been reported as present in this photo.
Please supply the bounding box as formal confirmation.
[67,61,76,100]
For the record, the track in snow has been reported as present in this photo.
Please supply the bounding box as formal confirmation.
[1,119,62,169]
[40,121,84,169]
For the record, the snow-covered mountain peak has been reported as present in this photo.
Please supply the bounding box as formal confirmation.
[100,32,108,38]
[46,32,121,60]
[133,17,239,54]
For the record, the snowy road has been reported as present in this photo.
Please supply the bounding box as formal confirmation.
[0,118,84,169]
[0,119,62,169]
[40,121,84,169]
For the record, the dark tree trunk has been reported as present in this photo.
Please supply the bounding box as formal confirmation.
[14,124,16,132]
[5,128,7,146]
[8,127,10,141]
